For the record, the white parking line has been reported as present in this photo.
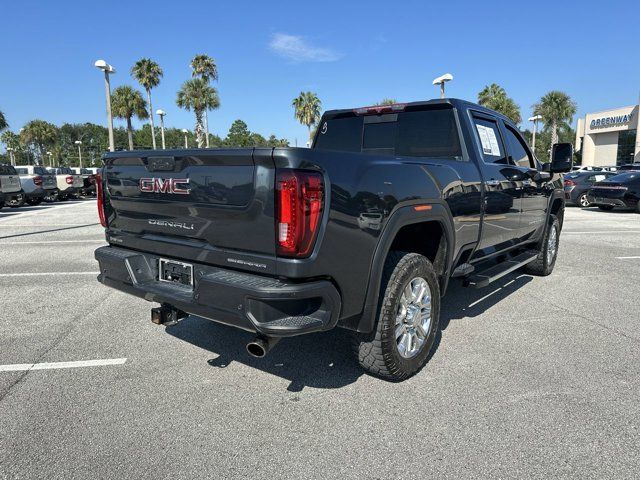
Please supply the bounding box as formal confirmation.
[0,271,99,278]
[615,256,640,260]
[0,223,98,226]
[0,358,127,372]
[0,240,105,245]
[0,201,93,222]
[563,230,640,234]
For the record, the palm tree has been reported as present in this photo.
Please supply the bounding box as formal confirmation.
[131,58,163,149]
[376,98,397,106]
[0,110,7,131]
[533,91,577,146]
[190,54,218,82]
[292,92,322,145]
[20,120,58,165]
[190,54,219,147]
[176,78,221,148]
[111,86,148,150]
[477,84,522,124]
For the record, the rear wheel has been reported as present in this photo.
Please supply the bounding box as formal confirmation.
[9,197,25,208]
[525,214,560,276]
[598,205,614,211]
[578,193,590,207]
[353,251,440,381]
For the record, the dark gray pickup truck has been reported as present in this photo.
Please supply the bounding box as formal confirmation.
[95,98,572,380]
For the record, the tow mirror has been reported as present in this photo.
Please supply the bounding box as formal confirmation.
[551,143,573,173]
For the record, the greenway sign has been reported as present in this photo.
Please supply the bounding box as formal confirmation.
[590,113,634,129]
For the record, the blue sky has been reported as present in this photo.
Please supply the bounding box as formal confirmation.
[1,0,639,145]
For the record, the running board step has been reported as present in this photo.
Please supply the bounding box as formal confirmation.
[464,250,538,288]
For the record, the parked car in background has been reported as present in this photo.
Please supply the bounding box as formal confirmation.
[587,172,640,212]
[71,167,97,196]
[0,164,26,208]
[571,165,604,172]
[14,165,60,203]
[47,166,82,200]
[564,171,618,207]
[616,163,640,172]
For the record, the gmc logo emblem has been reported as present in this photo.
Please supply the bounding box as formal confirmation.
[139,178,191,195]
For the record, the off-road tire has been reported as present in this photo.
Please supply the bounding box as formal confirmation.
[598,205,614,211]
[353,251,440,381]
[525,214,560,276]
[9,197,25,208]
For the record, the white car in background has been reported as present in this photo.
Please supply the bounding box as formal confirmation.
[14,165,60,204]
[47,166,83,201]
[0,164,26,208]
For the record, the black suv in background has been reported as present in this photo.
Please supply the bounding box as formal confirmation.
[564,171,618,207]
[587,171,640,212]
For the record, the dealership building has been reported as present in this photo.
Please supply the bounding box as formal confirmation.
[575,104,640,166]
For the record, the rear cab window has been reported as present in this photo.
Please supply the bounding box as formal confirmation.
[0,165,18,175]
[314,106,463,159]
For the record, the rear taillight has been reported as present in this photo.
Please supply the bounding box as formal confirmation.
[95,172,108,228]
[65,175,74,185]
[33,176,43,187]
[276,170,324,257]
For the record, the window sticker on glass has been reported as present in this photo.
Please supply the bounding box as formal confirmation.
[476,124,501,157]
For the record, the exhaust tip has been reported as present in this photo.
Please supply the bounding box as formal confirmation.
[246,341,267,358]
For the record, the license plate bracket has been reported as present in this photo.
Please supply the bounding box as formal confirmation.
[158,258,194,288]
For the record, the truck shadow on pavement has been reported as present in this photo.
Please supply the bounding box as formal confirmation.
[166,272,533,391]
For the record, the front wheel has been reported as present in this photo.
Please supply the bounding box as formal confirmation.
[525,214,560,276]
[353,251,440,381]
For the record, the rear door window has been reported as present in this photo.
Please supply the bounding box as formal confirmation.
[472,117,508,164]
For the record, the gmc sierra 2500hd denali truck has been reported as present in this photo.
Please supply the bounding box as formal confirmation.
[95,98,572,381]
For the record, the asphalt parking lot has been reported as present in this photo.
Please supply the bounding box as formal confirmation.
[1,201,639,479]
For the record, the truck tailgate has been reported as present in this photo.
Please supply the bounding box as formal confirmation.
[103,149,276,257]
[0,174,22,194]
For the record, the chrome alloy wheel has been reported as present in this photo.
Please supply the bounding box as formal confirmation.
[579,194,590,207]
[546,224,558,265]
[395,277,432,359]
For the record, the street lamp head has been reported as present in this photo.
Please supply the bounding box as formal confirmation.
[528,115,543,122]
[432,73,453,85]
[156,109,166,116]
[46,151,52,155]
[94,59,116,73]
[181,129,188,134]
[74,140,82,145]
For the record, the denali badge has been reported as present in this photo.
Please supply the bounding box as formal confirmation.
[148,219,194,230]
[139,177,191,195]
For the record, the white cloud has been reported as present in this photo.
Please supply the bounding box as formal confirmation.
[269,33,342,63]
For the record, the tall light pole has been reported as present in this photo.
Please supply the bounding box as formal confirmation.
[7,147,15,166]
[528,115,543,152]
[94,59,116,152]
[46,151,53,167]
[74,140,83,169]
[432,73,453,99]
[182,129,189,148]
[156,109,167,149]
